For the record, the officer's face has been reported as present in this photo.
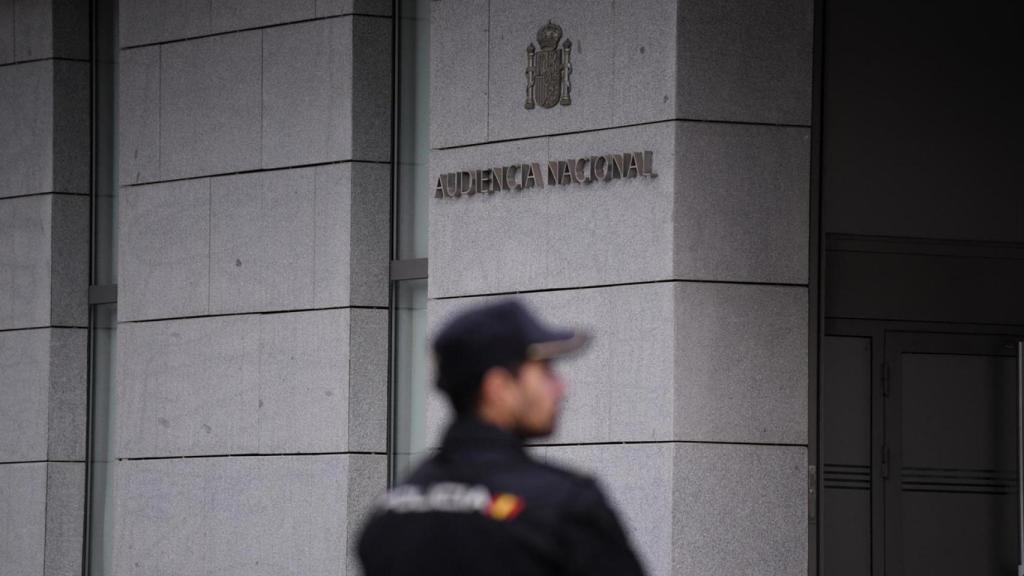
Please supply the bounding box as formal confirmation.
[512,359,565,437]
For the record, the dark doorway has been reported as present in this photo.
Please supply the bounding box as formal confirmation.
[817,0,1024,574]
[821,325,1020,576]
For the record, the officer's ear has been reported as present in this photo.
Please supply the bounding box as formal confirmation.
[476,366,519,421]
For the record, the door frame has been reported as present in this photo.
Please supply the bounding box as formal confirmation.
[822,318,1024,575]
[883,330,1021,576]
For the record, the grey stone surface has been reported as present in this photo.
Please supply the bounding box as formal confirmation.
[210,169,316,314]
[49,194,89,327]
[350,16,391,161]
[317,0,391,17]
[47,328,87,461]
[118,179,210,322]
[211,0,315,32]
[430,0,487,148]
[14,0,89,60]
[209,173,263,312]
[0,462,46,575]
[0,330,49,462]
[51,60,90,195]
[260,169,317,309]
[540,443,674,576]
[0,194,51,329]
[120,0,210,47]
[676,0,813,126]
[118,46,160,185]
[314,165,356,307]
[160,31,261,180]
[673,123,810,284]
[674,283,808,444]
[113,454,384,576]
[121,0,380,47]
[116,315,260,459]
[262,18,350,168]
[429,0,812,146]
[117,309,383,457]
[0,0,12,64]
[429,123,675,298]
[432,0,681,147]
[672,444,807,576]
[0,61,53,198]
[209,164,390,314]
[343,163,390,306]
[44,462,85,576]
[348,308,388,452]
[425,284,676,446]
[430,120,808,296]
[13,0,52,60]
[257,309,350,453]
[486,0,610,143]
[609,0,679,128]
[345,454,387,575]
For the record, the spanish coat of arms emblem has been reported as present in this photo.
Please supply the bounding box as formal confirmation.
[525,21,572,109]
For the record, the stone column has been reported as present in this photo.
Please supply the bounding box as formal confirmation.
[0,0,90,574]
[113,2,392,574]
[428,1,812,574]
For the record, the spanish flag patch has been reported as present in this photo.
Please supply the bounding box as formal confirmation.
[484,493,525,521]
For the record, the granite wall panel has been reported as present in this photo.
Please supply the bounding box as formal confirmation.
[428,123,675,298]
[118,46,160,185]
[13,0,89,61]
[43,462,85,576]
[118,179,211,321]
[0,194,51,329]
[116,309,387,458]
[672,444,807,575]
[431,0,812,148]
[0,61,85,198]
[0,463,46,575]
[0,0,12,64]
[425,284,677,446]
[262,18,351,168]
[0,329,50,462]
[675,0,813,125]
[159,31,261,180]
[674,283,808,445]
[112,454,386,576]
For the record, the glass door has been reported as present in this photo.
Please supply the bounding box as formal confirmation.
[884,332,1019,575]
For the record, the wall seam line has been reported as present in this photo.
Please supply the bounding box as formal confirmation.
[433,117,812,151]
[119,13,391,51]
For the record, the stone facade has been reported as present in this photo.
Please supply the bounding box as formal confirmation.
[0,0,813,574]
[427,1,812,574]
[111,2,393,575]
[0,0,90,574]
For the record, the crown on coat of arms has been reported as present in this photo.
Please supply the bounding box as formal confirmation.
[536,21,563,50]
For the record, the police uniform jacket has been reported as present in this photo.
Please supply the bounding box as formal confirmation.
[357,417,646,576]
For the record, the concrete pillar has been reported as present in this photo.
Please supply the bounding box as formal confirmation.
[112,2,393,574]
[0,0,90,574]
[428,1,813,574]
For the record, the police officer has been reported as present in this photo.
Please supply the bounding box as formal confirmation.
[358,300,646,575]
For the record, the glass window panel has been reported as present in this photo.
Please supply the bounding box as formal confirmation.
[86,304,118,576]
[391,278,429,481]
[395,0,430,260]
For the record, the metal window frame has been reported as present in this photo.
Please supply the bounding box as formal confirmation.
[386,0,430,486]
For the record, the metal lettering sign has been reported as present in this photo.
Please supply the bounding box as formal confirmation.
[433,151,656,199]
[526,21,572,109]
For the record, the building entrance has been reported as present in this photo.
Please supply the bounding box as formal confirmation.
[822,326,1021,575]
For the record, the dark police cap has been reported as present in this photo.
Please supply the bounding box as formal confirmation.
[433,300,589,407]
